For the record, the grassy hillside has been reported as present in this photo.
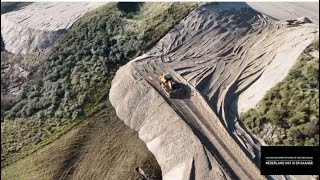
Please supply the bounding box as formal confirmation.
[240,41,319,146]
[1,2,204,169]
[313,38,319,51]
[1,101,161,180]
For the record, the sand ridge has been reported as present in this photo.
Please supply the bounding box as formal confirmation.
[110,3,318,180]
[1,2,106,54]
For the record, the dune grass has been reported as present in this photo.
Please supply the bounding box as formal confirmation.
[240,43,319,146]
[1,2,204,172]
[2,102,161,180]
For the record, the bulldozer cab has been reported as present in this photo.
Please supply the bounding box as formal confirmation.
[159,72,184,98]
[163,73,172,81]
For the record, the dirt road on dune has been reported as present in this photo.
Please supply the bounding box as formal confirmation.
[133,60,265,180]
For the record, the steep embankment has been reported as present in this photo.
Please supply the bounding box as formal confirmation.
[110,2,318,179]
[1,2,105,54]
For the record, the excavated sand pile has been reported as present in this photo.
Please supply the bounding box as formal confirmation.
[110,3,318,180]
[110,65,232,180]
[247,2,319,24]
[1,2,105,54]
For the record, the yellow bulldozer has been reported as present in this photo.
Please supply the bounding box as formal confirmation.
[159,73,183,97]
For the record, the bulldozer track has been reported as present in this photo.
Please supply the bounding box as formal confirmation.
[134,62,265,180]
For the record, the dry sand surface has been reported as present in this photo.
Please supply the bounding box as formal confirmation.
[110,2,318,180]
[247,2,319,24]
[1,2,106,54]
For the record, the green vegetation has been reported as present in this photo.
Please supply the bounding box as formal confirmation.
[2,102,161,180]
[1,2,31,14]
[1,118,79,167]
[313,38,319,51]
[240,45,319,146]
[1,2,204,167]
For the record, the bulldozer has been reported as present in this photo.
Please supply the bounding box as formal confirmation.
[159,72,183,97]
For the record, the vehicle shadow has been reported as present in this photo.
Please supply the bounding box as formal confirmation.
[170,83,191,99]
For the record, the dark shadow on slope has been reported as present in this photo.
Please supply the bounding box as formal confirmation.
[222,73,265,167]
[117,2,144,19]
[117,2,143,13]
[170,83,192,99]
[201,2,250,12]
[1,34,5,52]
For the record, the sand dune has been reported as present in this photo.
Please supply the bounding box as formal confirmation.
[1,3,105,54]
[247,2,319,24]
[110,3,318,179]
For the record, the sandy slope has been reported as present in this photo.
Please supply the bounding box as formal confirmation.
[110,3,318,180]
[247,2,319,24]
[236,29,317,114]
[237,2,319,112]
[1,2,105,54]
[110,63,235,180]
